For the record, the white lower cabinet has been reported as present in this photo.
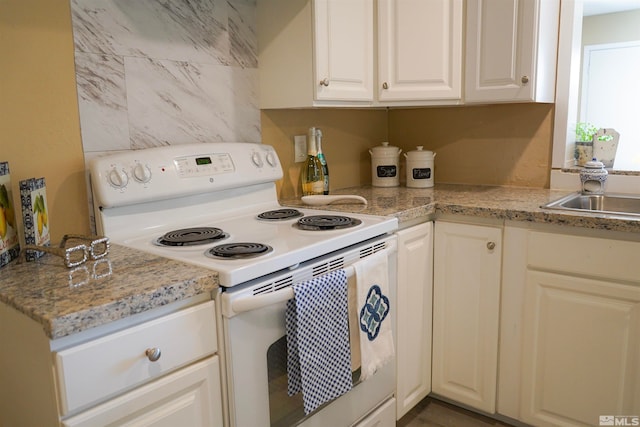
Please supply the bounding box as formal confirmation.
[518,230,640,427]
[57,301,223,427]
[395,222,433,419]
[63,357,223,427]
[0,298,223,427]
[432,221,502,413]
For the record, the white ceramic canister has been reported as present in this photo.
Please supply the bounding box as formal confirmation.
[580,158,608,194]
[369,142,402,187]
[404,146,436,188]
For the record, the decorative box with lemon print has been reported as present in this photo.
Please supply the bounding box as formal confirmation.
[0,162,20,268]
[20,177,50,261]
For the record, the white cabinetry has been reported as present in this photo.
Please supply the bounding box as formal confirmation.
[464,0,559,103]
[257,0,463,108]
[62,357,221,427]
[0,298,223,427]
[432,221,502,413]
[395,222,433,419]
[519,230,640,427]
[258,0,372,108]
[377,0,462,104]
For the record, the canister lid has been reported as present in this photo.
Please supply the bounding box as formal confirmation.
[405,146,435,160]
[370,141,401,156]
[584,158,605,169]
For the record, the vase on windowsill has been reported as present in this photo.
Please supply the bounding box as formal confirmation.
[592,128,620,168]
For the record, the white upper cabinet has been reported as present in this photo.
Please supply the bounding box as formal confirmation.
[377,0,463,104]
[314,0,374,103]
[258,0,373,108]
[464,0,559,103]
[258,0,463,108]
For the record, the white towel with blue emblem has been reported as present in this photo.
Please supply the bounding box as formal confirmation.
[354,251,394,381]
[285,270,352,415]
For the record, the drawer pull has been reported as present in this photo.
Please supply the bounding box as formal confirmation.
[145,347,162,362]
[487,241,496,250]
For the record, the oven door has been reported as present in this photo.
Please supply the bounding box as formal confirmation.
[221,236,397,427]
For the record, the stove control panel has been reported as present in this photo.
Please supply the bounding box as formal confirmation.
[90,142,283,208]
[174,153,235,178]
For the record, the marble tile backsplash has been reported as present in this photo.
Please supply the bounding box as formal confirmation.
[71,0,260,155]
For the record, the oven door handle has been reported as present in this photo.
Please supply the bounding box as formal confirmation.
[231,265,356,314]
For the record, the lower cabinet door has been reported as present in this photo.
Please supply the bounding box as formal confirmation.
[521,270,640,427]
[432,221,502,413]
[395,222,433,419]
[62,357,223,427]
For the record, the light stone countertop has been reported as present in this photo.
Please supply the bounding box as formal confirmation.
[282,183,640,233]
[0,243,218,339]
[3,183,639,341]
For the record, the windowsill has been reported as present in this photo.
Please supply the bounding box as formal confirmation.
[561,167,640,177]
[551,168,640,194]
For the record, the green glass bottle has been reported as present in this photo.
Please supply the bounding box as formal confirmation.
[301,127,325,195]
[316,128,329,194]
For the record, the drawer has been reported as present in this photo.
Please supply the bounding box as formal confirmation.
[528,231,640,283]
[55,301,217,415]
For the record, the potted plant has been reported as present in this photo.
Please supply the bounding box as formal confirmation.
[574,122,598,166]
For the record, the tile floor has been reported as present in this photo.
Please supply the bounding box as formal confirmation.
[397,397,515,427]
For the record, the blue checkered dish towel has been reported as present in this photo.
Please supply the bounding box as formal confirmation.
[285,269,353,415]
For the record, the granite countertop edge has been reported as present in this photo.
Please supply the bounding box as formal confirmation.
[282,183,640,233]
[4,184,639,340]
[0,244,219,340]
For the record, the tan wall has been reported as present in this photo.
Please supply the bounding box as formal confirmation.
[1,0,554,245]
[1,0,90,244]
[263,103,554,197]
[261,109,388,199]
[389,104,554,187]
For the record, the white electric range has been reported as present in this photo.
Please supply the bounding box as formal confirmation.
[89,142,399,427]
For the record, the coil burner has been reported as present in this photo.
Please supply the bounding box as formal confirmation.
[206,242,273,259]
[155,227,228,247]
[295,215,362,231]
[257,208,304,221]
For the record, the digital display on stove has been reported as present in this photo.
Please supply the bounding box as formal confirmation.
[195,156,212,165]
[174,153,234,177]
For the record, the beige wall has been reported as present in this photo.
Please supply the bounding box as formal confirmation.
[1,0,554,245]
[389,103,554,188]
[1,0,90,244]
[261,109,388,199]
[263,103,554,197]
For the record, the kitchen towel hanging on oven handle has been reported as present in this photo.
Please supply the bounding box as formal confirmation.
[353,250,394,381]
[285,269,353,415]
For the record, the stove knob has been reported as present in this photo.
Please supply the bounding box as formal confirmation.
[266,151,278,167]
[107,167,129,189]
[132,163,152,183]
[251,152,264,168]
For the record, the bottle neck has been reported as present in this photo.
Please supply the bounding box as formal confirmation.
[308,133,318,156]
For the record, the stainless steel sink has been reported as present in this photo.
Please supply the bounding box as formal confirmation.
[542,192,640,217]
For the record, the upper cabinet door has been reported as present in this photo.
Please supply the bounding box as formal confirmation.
[314,0,374,102]
[378,0,462,103]
[465,0,559,103]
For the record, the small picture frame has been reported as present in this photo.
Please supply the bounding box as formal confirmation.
[0,162,20,268]
[20,177,50,261]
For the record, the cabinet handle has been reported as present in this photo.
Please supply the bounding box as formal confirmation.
[486,241,496,250]
[521,76,529,84]
[320,78,330,87]
[382,82,389,90]
[145,347,162,362]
